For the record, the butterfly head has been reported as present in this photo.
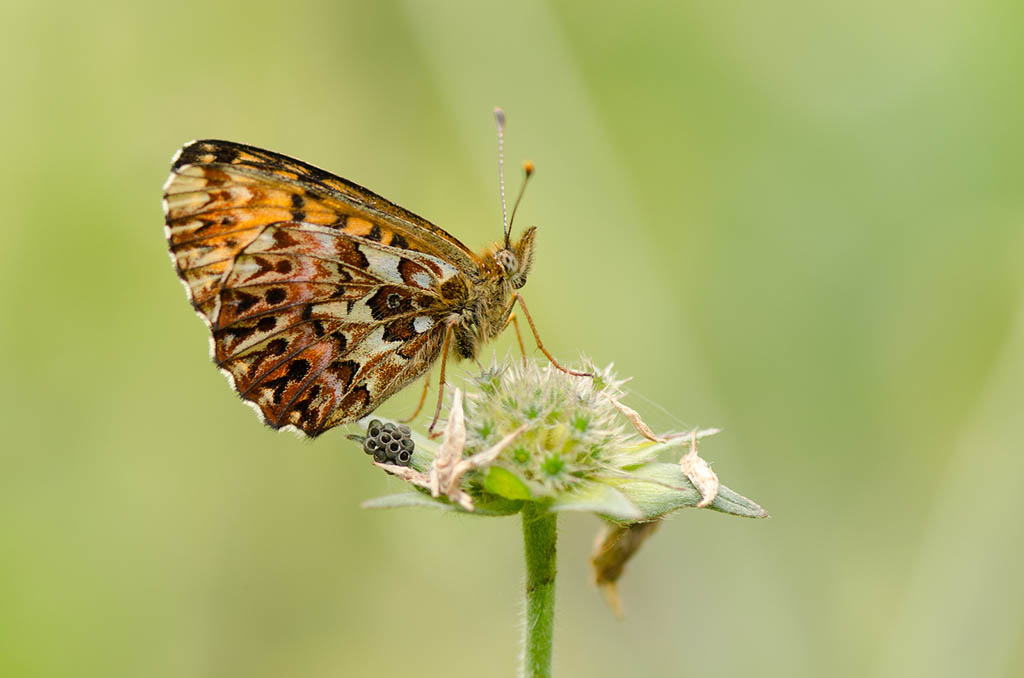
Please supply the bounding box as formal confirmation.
[496,226,536,290]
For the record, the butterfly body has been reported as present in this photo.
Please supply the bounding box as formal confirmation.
[163,139,535,436]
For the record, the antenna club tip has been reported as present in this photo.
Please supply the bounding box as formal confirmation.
[523,160,535,175]
[494,107,506,125]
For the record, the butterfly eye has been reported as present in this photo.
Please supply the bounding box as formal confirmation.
[497,249,519,275]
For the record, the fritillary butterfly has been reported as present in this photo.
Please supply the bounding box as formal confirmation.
[162,112,584,437]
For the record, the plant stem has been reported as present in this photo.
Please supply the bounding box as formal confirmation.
[521,503,557,678]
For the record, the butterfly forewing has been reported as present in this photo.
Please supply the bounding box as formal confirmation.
[163,139,474,436]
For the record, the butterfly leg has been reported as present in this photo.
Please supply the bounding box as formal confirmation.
[512,294,592,377]
[427,325,454,437]
[500,312,528,365]
[399,371,432,423]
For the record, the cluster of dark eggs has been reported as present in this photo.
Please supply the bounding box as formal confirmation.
[361,420,414,466]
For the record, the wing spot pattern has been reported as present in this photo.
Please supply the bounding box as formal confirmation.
[164,139,475,436]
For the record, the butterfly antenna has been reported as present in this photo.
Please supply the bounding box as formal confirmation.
[494,107,510,247]
[508,160,534,233]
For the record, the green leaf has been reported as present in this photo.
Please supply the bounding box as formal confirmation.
[550,481,643,522]
[361,492,454,512]
[484,466,534,500]
[710,485,769,519]
[603,463,767,521]
[360,492,523,516]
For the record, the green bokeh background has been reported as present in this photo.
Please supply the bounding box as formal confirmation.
[3,1,1023,676]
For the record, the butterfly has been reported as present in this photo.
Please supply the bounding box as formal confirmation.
[163,111,586,437]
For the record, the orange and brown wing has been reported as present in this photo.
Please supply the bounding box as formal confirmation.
[163,140,473,436]
[166,139,479,274]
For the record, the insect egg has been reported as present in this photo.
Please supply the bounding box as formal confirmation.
[358,418,414,466]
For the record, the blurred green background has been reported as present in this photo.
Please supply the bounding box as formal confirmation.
[3,1,1023,676]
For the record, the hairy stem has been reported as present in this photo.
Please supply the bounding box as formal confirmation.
[521,503,557,678]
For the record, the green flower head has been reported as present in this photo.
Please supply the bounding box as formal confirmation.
[358,360,765,524]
